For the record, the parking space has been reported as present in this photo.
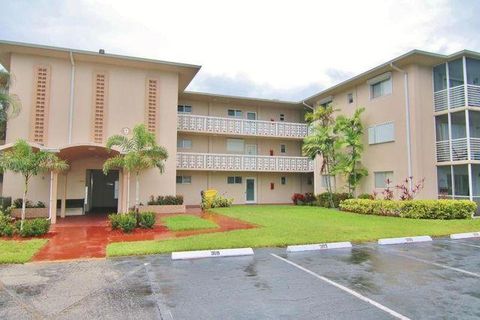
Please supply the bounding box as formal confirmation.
[1,238,480,319]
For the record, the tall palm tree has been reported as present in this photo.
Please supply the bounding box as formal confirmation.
[0,70,21,133]
[0,140,69,230]
[103,124,168,211]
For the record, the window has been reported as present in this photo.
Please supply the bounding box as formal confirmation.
[227,138,245,153]
[374,171,393,188]
[280,114,285,121]
[246,112,256,120]
[369,73,392,99]
[368,123,395,144]
[435,115,449,141]
[347,93,354,104]
[307,176,313,185]
[448,59,464,87]
[433,63,447,92]
[280,144,286,153]
[467,58,480,86]
[227,176,242,184]
[176,176,192,184]
[281,177,287,185]
[228,109,242,118]
[177,139,192,149]
[177,105,192,113]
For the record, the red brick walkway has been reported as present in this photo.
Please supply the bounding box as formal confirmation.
[32,209,255,262]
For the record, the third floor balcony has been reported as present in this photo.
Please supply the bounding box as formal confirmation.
[177,114,310,139]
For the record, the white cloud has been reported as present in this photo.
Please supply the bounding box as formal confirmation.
[0,0,478,100]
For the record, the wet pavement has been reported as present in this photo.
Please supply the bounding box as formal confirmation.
[1,238,480,319]
[32,209,255,261]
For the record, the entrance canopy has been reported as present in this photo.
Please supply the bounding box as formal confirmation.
[57,143,120,162]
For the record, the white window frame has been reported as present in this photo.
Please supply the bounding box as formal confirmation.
[374,171,393,188]
[368,122,395,145]
[280,144,287,154]
[347,93,354,104]
[368,72,392,99]
[228,109,243,118]
[176,175,192,184]
[227,138,245,153]
[178,105,192,113]
[227,176,243,184]
[246,111,257,120]
[177,138,192,149]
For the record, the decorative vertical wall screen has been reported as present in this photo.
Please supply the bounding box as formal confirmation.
[92,72,108,143]
[145,78,158,133]
[30,65,51,144]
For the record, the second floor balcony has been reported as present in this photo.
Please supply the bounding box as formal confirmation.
[177,114,310,139]
[436,138,480,162]
[176,152,314,172]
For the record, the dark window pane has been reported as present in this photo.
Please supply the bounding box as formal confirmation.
[437,166,452,196]
[467,58,480,85]
[433,63,447,91]
[449,59,464,87]
[435,114,449,141]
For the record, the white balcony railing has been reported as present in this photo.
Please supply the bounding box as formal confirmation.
[177,114,310,139]
[435,137,480,162]
[176,152,314,172]
[434,84,480,112]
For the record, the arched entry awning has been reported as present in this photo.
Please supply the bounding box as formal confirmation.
[57,143,120,162]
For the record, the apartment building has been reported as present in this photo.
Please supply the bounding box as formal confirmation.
[0,40,479,220]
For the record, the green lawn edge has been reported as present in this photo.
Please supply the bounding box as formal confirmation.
[107,205,480,257]
[0,239,48,264]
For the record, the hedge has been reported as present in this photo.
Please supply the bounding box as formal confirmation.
[317,192,352,208]
[339,199,477,219]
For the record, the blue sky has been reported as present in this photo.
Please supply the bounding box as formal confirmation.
[1,0,479,101]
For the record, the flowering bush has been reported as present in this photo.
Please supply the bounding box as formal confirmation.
[291,193,305,205]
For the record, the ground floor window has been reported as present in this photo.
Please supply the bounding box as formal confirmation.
[176,176,192,184]
[281,177,286,185]
[227,176,242,184]
[374,171,393,188]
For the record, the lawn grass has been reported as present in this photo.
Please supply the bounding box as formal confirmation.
[0,239,48,264]
[107,205,480,257]
[164,215,218,231]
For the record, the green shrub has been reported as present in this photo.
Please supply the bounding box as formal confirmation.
[317,192,352,208]
[16,219,50,237]
[0,215,14,237]
[211,195,233,208]
[358,193,374,200]
[109,213,137,233]
[138,212,156,229]
[339,199,476,219]
[147,195,184,205]
[12,198,45,209]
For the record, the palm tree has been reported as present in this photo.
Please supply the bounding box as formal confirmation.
[0,70,21,135]
[0,140,69,230]
[303,105,339,207]
[334,108,368,195]
[103,124,168,211]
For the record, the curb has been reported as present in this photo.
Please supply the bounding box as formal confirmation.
[450,232,480,240]
[172,248,254,260]
[378,235,432,245]
[287,242,352,252]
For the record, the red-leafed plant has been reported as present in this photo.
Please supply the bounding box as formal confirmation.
[382,178,394,200]
[291,193,306,205]
[396,177,425,200]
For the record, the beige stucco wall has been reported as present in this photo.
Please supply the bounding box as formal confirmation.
[176,170,313,205]
[3,52,180,205]
[312,65,436,199]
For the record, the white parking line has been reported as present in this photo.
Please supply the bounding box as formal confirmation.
[384,250,480,278]
[270,253,411,320]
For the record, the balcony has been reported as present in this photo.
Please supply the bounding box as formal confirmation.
[177,114,310,139]
[176,152,314,172]
[436,137,480,162]
[434,84,480,112]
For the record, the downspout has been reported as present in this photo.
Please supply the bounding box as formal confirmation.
[68,51,75,144]
[390,63,413,191]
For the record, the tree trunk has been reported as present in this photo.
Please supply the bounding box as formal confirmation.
[21,178,28,231]
[126,171,131,212]
[135,172,140,211]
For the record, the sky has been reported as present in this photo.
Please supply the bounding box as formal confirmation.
[0,0,479,101]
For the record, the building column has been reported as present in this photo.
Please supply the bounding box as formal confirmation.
[49,171,58,224]
[60,173,67,218]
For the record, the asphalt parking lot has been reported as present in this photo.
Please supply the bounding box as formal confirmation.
[1,238,480,319]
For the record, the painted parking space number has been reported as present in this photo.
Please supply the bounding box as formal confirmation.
[210,250,221,256]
